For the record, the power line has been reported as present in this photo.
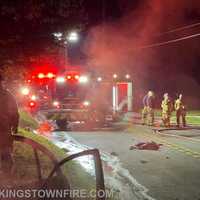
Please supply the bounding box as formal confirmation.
[139,32,200,49]
[157,22,200,36]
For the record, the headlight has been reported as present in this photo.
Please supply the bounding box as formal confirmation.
[97,77,102,82]
[56,77,65,83]
[79,76,89,83]
[83,101,90,107]
[21,87,30,96]
[53,101,60,107]
[31,95,37,101]
[113,74,118,79]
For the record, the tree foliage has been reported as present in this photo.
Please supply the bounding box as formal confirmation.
[0,0,88,82]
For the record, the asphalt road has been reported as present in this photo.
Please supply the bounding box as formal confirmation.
[66,125,200,200]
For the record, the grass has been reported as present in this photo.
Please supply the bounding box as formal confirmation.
[154,109,200,125]
[14,110,97,195]
[16,129,96,191]
[171,116,200,125]
[13,110,118,199]
[18,109,66,159]
[19,109,39,129]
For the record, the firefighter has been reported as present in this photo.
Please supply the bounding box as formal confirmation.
[147,91,155,126]
[142,91,155,125]
[175,94,186,127]
[161,93,173,127]
[142,92,149,125]
[0,74,19,174]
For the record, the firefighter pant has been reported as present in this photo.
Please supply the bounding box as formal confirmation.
[162,112,171,127]
[147,108,154,126]
[142,106,148,124]
[176,109,186,127]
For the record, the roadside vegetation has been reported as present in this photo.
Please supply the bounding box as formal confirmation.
[19,109,39,129]
[154,110,200,125]
[14,109,102,198]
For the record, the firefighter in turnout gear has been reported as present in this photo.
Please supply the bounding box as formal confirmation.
[142,92,149,125]
[147,91,155,126]
[142,91,155,125]
[161,93,173,127]
[0,74,19,174]
[175,94,186,127]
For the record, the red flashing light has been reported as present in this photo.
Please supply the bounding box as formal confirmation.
[38,73,45,79]
[74,75,79,80]
[67,75,72,80]
[29,101,36,108]
[47,72,55,79]
[29,65,58,83]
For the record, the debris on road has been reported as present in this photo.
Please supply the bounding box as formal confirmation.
[130,141,163,151]
[140,160,148,164]
[37,121,54,134]
[104,163,113,172]
[48,132,156,200]
[111,151,118,156]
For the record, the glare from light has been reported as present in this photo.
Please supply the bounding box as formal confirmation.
[53,32,63,38]
[43,95,48,99]
[79,76,88,83]
[56,77,65,83]
[29,101,36,108]
[67,31,79,43]
[75,75,80,80]
[125,74,130,79]
[53,101,60,107]
[67,75,72,80]
[47,72,55,79]
[31,95,37,101]
[21,87,30,96]
[38,73,45,79]
[113,74,118,79]
[83,101,90,107]
[97,77,102,82]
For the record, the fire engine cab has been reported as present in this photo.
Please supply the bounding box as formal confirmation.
[20,65,91,110]
[19,65,133,129]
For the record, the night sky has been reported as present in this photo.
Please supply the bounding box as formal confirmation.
[0,0,200,108]
[87,0,200,108]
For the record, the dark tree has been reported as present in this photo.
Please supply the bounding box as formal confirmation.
[0,0,88,81]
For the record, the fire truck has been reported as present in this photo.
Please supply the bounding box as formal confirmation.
[19,65,133,129]
[20,65,91,109]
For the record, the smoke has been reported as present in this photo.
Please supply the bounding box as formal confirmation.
[84,0,162,74]
[84,0,200,73]
[83,0,200,108]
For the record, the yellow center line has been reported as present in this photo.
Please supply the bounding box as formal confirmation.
[127,126,200,159]
[155,137,200,158]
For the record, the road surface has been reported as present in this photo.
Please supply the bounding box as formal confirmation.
[62,125,200,200]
